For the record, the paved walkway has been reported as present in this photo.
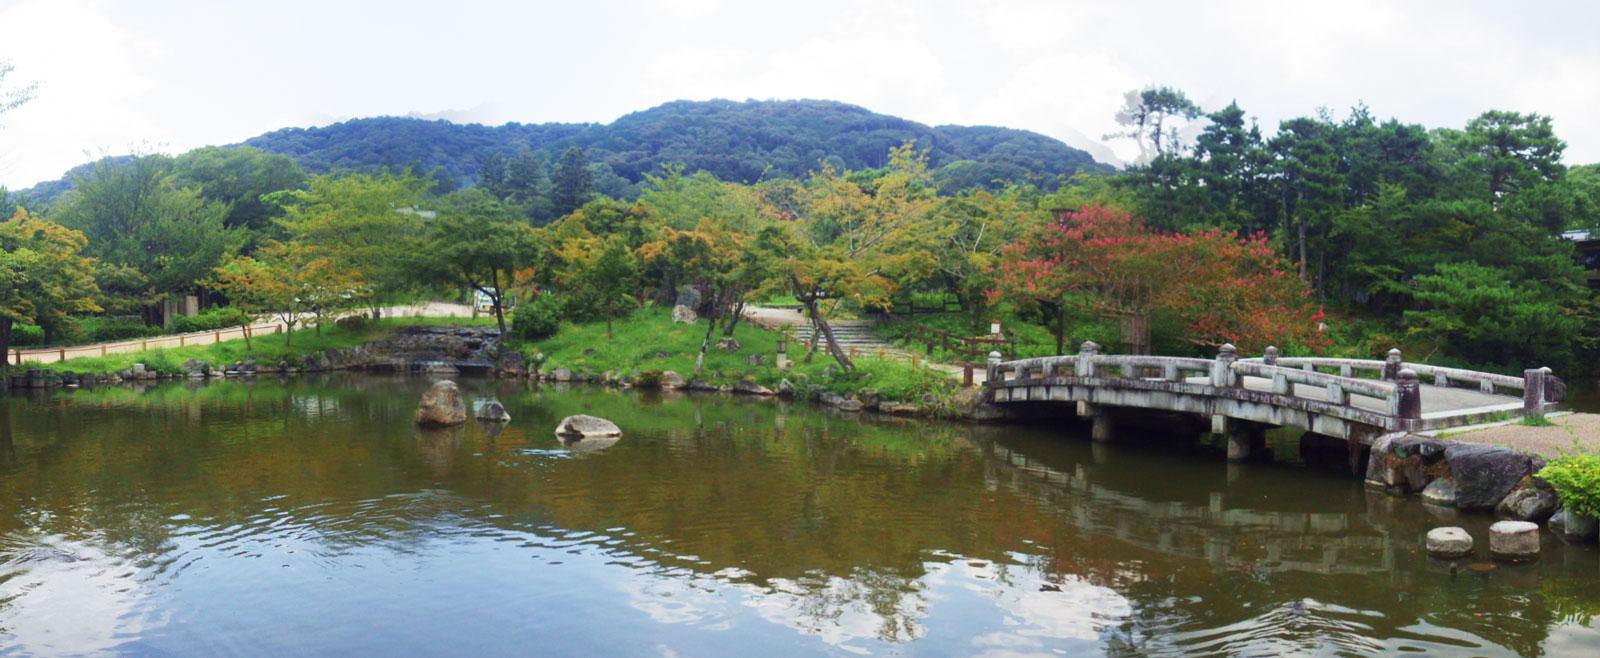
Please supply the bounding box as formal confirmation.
[11,302,477,366]
[1441,412,1600,459]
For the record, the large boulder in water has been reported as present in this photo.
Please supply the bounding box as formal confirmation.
[415,380,468,427]
[555,414,622,438]
[1445,443,1534,512]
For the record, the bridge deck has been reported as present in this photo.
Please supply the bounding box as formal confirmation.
[1205,375,1521,418]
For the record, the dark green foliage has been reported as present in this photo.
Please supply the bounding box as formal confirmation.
[1540,454,1600,518]
[172,146,309,234]
[510,293,563,341]
[76,316,161,342]
[8,323,43,346]
[169,306,249,334]
[551,147,593,218]
[217,100,1103,195]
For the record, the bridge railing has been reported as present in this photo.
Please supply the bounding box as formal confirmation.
[989,341,1557,429]
[1239,347,1528,396]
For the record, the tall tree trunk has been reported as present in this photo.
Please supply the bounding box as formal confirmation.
[489,270,508,337]
[801,296,854,372]
[1055,302,1065,356]
[0,317,12,366]
[721,301,745,337]
[241,321,252,351]
[694,300,718,379]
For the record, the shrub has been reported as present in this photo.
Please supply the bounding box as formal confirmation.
[635,369,663,387]
[9,323,45,347]
[1539,454,1600,518]
[77,316,161,343]
[336,315,371,332]
[510,293,563,341]
[170,306,249,334]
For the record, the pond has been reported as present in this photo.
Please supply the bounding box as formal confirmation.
[2,376,1598,657]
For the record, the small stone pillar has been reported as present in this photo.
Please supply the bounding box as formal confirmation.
[1523,368,1546,421]
[1262,346,1279,366]
[1395,368,1422,431]
[1383,348,1403,381]
[1211,344,1238,387]
[1076,341,1099,377]
[986,351,1002,386]
[1489,520,1540,561]
[1426,527,1474,559]
[776,337,788,369]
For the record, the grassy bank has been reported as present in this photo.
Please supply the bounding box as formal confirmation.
[520,306,961,410]
[3,316,493,378]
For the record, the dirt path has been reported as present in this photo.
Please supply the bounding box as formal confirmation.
[11,302,478,366]
[1438,412,1600,459]
[742,305,988,385]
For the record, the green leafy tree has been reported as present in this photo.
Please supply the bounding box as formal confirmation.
[551,147,593,219]
[406,190,539,336]
[269,172,432,318]
[173,146,308,236]
[1106,86,1202,163]
[55,154,243,325]
[0,209,100,362]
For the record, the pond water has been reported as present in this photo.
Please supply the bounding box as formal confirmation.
[2,376,1599,657]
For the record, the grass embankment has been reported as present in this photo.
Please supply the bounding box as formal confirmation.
[3,316,494,378]
[522,306,960,410]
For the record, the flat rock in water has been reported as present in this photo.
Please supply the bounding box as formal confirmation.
[415,380,468,427]
[476,400,511,422]
[1425,527,1474,559]
[1489,520,1540,560]
[555,414,622,438]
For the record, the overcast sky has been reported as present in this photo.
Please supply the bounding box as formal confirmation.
[1,0,1597,190]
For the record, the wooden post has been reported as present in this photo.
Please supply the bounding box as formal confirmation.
[1523,368,1546,421]
[59,347,65,361]
[963,363,973,387]
[911,354,919,369]
[214,330,222,343]
[101,344,107,357]
[179,335,186,347]
[142,339,148,351]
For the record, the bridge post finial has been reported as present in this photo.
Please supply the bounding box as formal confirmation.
[1395,368,1422,429]
[1383,348,1403,381]
[1076,341,1099,377]
[986,351,1003,387]
[1263,346,1279,366]
[1212,344,1239,387]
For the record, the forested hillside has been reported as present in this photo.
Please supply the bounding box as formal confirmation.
[236,99,1104,193]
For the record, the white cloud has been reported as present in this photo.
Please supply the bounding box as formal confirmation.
[0,0,163,186]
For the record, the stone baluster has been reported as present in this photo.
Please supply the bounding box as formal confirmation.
[1211,343,1238,387]
[1393,368,1422,431]
[1383,348,1403,381]
[986,351,1002,387]
[1076,341,1099,378]
[1262,346,1279,366]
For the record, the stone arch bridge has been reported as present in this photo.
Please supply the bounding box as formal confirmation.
[984,343,1559,473]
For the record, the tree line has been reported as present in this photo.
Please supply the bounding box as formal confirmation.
[3,82,1598,375]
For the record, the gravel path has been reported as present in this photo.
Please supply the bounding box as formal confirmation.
[13,302,478,366]
[1441,413,1600,459]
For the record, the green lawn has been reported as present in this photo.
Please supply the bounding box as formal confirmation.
[520,306,960,407]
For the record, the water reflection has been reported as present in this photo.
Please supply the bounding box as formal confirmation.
[1,377,1598,656]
